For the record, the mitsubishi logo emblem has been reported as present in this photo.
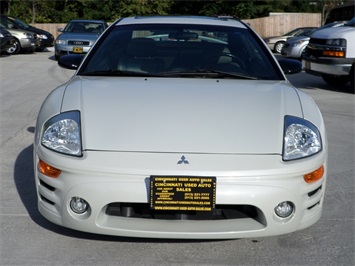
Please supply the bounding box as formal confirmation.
[177,155,189,164]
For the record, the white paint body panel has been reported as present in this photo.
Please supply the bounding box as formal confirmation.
[34,16,327,239]
[61,77,302,154]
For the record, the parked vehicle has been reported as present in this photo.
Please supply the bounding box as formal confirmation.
[264,27,317,53]
[0,25,15,54]
[302,17,355,93]
[34,16,327,239]
[281,21,346,59]
[0,23,38,54]
[0,14,54,51]
[54,19,108,60]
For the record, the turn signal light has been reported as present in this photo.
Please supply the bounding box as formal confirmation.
[322,51,345,57]
[304,165,324,183]
[39,159,61,178]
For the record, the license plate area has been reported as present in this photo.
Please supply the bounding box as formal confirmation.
[150,176,216,211]
[73,47,83,53]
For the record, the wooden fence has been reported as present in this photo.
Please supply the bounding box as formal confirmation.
[31,13,321,40]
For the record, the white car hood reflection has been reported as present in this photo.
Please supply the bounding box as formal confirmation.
[61,76,303,154]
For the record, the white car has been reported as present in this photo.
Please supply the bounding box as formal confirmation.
[34,16,327,239]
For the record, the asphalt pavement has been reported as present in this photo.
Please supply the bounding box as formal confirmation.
[0,49,354,266]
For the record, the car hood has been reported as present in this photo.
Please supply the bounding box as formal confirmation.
[27,25,53,37]
[57,32,100,41]
[287,36,310,44]
[311,26,355,39]
[61,77,303,154]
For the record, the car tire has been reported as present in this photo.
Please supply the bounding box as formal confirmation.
[5,39,21,55]
[36,47,45,52]
[349,63,355,94]
[274,42,285,53]
[321,73,350,86]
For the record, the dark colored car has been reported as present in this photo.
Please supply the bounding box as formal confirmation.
[0,25,15,54]
[0,14,54,51]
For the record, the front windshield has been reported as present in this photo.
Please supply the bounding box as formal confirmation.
[64,21,105,33]
[81,23,281,80]
[345,17,355,27]
[12,17,30,28]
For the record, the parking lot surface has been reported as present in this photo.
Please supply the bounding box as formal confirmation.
[0,49,354,265]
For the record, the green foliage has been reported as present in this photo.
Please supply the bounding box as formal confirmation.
[1,0,350,23]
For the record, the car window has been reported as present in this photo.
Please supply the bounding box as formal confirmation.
[81,23,281,80]
[64,22,105,33]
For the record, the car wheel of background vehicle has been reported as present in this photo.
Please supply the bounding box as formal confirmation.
[5,39,20,55]
[36,47,45,52]
[274,42,285,53]
[321,73,350,86]
[349,63,355,94]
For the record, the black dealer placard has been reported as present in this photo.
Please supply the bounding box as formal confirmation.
[150,176,216,211]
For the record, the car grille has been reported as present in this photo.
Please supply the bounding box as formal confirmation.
[105,202,265,222]
[68,40,90,45]
[309,38,327,45]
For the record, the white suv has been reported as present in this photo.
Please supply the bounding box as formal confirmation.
[302,18,355,93]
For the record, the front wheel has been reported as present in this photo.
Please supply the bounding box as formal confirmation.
[6,39,21,55]
[321,74,350,86]
[274,41,285,53]
[350,63,355,94]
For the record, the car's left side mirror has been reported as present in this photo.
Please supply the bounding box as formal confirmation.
[58,54,85,70]
[278,58,302,75]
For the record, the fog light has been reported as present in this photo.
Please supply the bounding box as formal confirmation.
[70,197,89,214]
[274,201,294,218]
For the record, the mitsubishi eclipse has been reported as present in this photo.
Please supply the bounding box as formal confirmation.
[34,16,327,239]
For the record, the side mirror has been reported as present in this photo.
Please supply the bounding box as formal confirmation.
[58,28,63,32]
[58,54,85,70]
[278,58,302,74]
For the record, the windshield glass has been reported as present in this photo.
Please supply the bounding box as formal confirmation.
[81,23,281,80]
[344,17,355,27]
[64,21,105,34]
[12,17,30,28]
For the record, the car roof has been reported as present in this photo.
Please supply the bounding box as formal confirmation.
[69,19,106,23]
[115,16,248,29]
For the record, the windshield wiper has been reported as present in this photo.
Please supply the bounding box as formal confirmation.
[160,69,258,80]
[80,69,159,77]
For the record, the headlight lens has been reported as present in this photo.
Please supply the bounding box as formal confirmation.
[40,34,48,39]
[41,111,82,156]
[325,38,346,47]
[56,39,66,44]
[283,116,322,161]
[292,40,307,47]
[23,32,33,38]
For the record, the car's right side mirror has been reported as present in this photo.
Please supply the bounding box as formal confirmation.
[278,58,302,74]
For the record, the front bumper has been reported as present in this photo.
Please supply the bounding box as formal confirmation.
[302,55,353,76]
[19,38,37,51]
[281,45,304,59]
[34,148,327,239]
[55,44,91,57]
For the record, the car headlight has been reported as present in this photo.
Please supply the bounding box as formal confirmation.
[325,38,346,47]
[40,34,48,39]
[291,40,307,47]
[41,111,82,156]
[283,116,322,161]
[56,39,66,45]
[23,32,33,38]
